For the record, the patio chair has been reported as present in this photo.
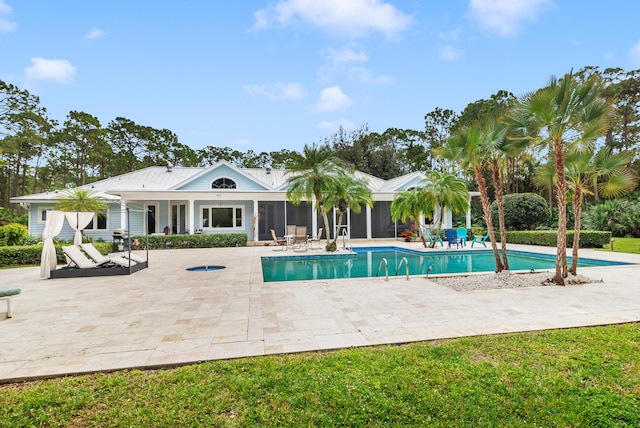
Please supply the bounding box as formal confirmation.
[456,227,468,247]
[270,229,286,250]
[307,228,323,249]
[292,226,308,251]
[444,229,463,249]
[471,232,490,248]
[421,226,444,247]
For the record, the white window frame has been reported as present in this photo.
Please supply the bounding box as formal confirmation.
[210,177,237,189]
[201,205,243,229]
[38,207,53,224]
[84,211,108,231]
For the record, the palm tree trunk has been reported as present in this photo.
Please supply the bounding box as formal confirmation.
[569,188,583,275]
[554,140,568,285]
[334,210,344,244]
[475,165,504,272]
[491,159,509,270]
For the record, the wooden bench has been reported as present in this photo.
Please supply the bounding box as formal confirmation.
[0,288,21,318]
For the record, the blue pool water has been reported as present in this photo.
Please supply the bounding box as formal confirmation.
[261,247,628,282]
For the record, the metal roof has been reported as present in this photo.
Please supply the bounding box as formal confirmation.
[10,163,429,203]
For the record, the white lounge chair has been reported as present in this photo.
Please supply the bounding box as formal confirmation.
[63,245,135,269]
[81,243,144,265]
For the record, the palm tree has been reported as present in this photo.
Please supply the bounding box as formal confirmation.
[566,148,638,274]
[286,144,348,250]
[443,120,506,270]
[419,170,470,247]
[505,71,613,285]
[54,188,107,212]
[327,174,373,246]
[390,188,432,248]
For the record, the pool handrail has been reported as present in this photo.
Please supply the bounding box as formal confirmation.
[376,258,389,281]
[396,257,410,280]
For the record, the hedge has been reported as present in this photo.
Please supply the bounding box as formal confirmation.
[128,233,248,250]
[0,235,248,268]
[504,230,611,248]
[0,242,113,268]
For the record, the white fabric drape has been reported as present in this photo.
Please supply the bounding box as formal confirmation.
[65,212,95,246]
[40,210,66,279]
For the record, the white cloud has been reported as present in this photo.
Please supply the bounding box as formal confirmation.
[24,57,76,84]
[315,86,354,112]
[439,45,463,62]
[467,0,552,37]
[0,0,16,32]
[251,0,413,40]
[318,46,392,85]
[629,40,640,65]
[347,67,394,84]
[85,28,106,40]
[243,82,306,101]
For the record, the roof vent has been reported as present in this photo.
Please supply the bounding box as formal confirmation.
[166,165,173,172]
[266,167,271,175]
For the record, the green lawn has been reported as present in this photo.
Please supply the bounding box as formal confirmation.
[2,323,639,426]
[597,237,640,254]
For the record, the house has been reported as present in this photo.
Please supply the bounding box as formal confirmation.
[11,161,471,242]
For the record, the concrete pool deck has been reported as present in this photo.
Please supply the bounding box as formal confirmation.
[1,241,639,383]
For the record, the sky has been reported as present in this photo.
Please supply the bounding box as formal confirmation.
[2,0,640,154]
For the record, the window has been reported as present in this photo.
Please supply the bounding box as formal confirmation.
[84,211,108,231]
[211,178,237,189]
[201,206,243,229]
[38,208,52,223]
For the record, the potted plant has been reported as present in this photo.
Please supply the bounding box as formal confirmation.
[399,229,417,242]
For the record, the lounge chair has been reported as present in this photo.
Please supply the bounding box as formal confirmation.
[270,229,286,250]
[471,232,490,248]
[421,227,444,247]
[456,227,467,247]
[445,229,463,249]
[307,228,323,250]
[64,245,135,269]
[80,243,141,266]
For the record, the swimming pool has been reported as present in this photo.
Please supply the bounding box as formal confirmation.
[261,246,628,282]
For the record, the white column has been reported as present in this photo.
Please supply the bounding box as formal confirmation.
[188,199,195,234]
[466,208,471,229]
[253,199,259,242]
[311,195,318,237]
[120,200,127,230]
[366,204,372,240]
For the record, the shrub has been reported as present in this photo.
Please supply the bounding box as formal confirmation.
[0,207,28,226]
[583,198,640,237]
[504,230,611,248]
[490,193,550,231]
[0,223,29,246]
[130,233,248,250]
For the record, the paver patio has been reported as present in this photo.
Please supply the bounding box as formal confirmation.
[1,242,639,383]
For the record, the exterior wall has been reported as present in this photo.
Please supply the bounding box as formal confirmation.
[28,203,122,242]
[177,164,267,191]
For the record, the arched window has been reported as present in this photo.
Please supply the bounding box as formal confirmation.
[211,178,237,189]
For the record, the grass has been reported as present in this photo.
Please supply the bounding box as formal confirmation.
[597,237,640,254]
[2,323,639,426]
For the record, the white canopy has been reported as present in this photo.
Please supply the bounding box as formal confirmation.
[39,211,96,279]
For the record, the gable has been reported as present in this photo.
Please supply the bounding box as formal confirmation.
[176,163,269,191]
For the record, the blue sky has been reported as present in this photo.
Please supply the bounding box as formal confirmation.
[2,1,640,154]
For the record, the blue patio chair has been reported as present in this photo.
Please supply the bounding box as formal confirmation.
[445,228,463,249]
[421,226,443,247]
[471,232,490,248]
[456,227,467,247]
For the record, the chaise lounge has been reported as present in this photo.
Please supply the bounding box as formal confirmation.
[49,245,147,278]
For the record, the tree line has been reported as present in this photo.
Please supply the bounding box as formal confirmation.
[2,65,639,210]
